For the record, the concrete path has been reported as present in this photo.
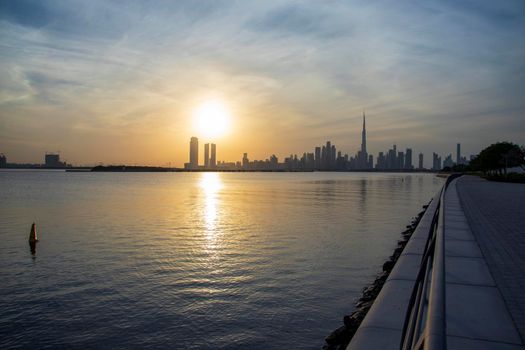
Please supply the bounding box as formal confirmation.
[444,178,523,348]
[456,175,525,343]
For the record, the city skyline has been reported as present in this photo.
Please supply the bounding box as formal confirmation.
[0,113,491,170]
[0,103,491,169]
[177,115,471,171]
[1,1,524,166]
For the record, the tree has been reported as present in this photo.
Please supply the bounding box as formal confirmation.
[470,142,525,176]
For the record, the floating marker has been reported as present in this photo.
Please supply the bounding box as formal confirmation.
[29,222,38,243]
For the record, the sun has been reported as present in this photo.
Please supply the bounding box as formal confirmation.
[193,100,231,138]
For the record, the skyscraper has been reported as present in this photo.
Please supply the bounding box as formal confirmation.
[210,143,216,168]
[418,153,424,170]
[397,151,405,169]
[356,111,369,169]
[361,111,367,155]
[456,143,461,165]
[242,153,249,170]
[405,148,413,169]
[0,153,6,168]
[204,143,210,168]
[189,137,198,169]
[314,147,321,170]
[331,145,336,168]
[432,153,442,171]
[326,141,331,169]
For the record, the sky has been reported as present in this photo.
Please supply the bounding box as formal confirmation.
[0,0,524,167]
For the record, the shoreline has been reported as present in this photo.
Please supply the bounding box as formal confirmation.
[322,201,430,350]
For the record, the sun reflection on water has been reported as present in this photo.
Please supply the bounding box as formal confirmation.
[199,172,222,236]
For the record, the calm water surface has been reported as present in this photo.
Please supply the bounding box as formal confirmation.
[0,171,442,349]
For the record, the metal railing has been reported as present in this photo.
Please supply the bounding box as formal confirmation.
[400,174,461,350]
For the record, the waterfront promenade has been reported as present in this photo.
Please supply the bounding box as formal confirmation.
[457,176,525,342]
[348,175,525,349]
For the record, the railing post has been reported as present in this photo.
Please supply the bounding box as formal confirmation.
[424,188,447,350]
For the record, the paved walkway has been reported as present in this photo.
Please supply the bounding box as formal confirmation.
[456,176,525,342]
[347,176,525,349]
[445,178,523,348]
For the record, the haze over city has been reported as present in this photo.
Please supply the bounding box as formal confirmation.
[1,0,524,167]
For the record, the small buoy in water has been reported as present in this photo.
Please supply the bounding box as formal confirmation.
[29,223,38,243]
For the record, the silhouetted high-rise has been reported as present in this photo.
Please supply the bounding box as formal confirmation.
[432,153,442,171]
[443,154,454,168]
[405,148,413,169]
[242,153,249,170]
[456,143,461,165]
[210,143,216,168]
[0,153,6,168]
[361,111,367,155]
[314,147,321,169]
[418,153,424,170]
[355,111,370,169]
[204,143,210,168]
[189,137,198,169]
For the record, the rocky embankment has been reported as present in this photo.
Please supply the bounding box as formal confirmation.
[322,203,429,350]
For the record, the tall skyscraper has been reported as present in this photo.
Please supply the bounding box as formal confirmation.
[397,151,405,169]
[405,148,413,169]
[456,143,461,165]
[189,137,198,169]
[432,153,442,171]
[314,147,321,169]
[204,143,210,168]
[331,145,336,168]
[210,143,216,168]
[242,153,249,170]
[418,153,424,170]
[361,111,367,155]
[376,152,385,169]
[356,111,369,169]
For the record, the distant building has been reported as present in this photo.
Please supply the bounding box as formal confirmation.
[443,154,454,168]
[314,147,321,170]
[432,153,442,171]
[188,137,199,169]
[397,151,405,170]
[418,153,424,170]
[356,112,370,169]
[210,143,216,168]
[376,152,385,169]
[204,143,210,168]
[389,145,397,169]
[242,153,249,170]
[405,148,413,169]
[45,153,64,168]
[0,153,6,168]
[456,143,461,165]
[325,141,331,169]
[331,145,336,168]
[306,152,315,169]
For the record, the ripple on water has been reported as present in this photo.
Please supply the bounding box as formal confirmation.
[0,171,442,349]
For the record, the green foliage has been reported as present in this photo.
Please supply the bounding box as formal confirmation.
[469,142,525,175]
